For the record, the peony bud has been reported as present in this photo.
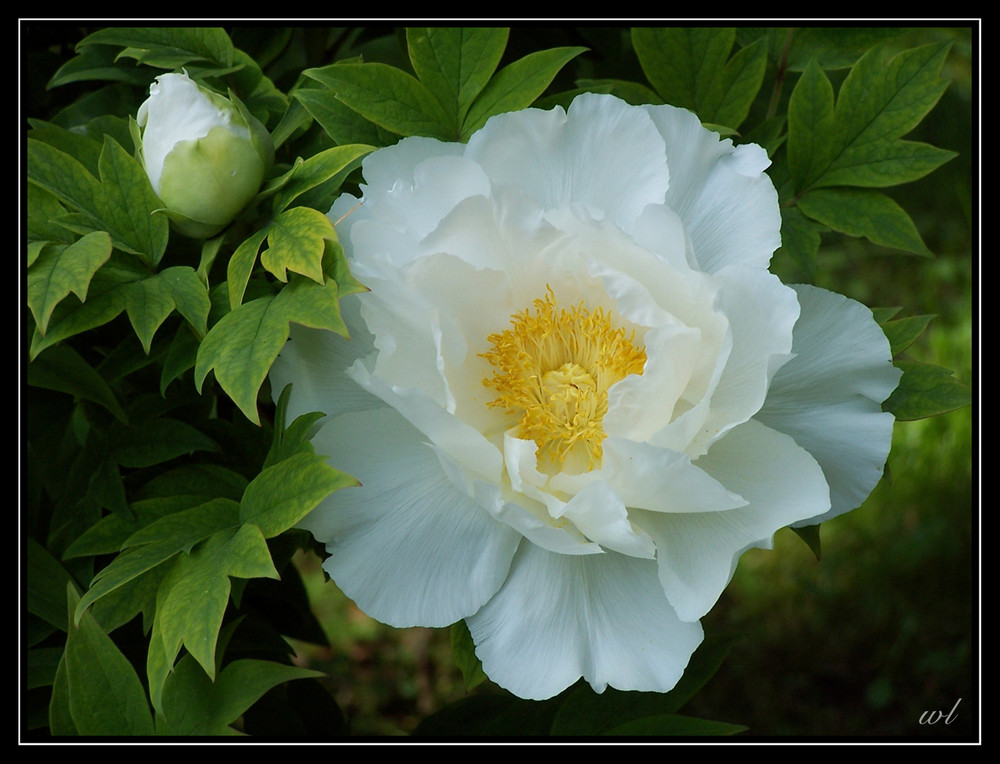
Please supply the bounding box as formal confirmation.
[136,71,273,239]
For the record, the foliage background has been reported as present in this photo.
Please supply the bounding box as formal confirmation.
[22,23,976,738]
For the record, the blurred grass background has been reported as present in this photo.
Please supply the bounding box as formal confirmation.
[289,27,975,738]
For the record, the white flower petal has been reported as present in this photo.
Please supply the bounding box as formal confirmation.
[602,323,705,443]
[755,284,901,524]
[302,407,521,628]
[468,93,670,228]
[639,419,830,622]
[627,202,698,273]
[467,542,704,699]
[356,136,465,222]
[555,479,657,558]
[347,359,503,485]
[472,472,604,556]
[598,438,748,514]
[419,189,555,273]
[370,155,493,252]
[642,103,781,273]
[351,259,455,411]
[682,264,799,454]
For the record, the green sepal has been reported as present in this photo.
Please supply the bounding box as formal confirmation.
[791,524,823,561]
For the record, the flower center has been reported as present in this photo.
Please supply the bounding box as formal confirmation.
[481,287,646,468]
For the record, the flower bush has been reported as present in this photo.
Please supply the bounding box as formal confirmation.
[271,93,902,700]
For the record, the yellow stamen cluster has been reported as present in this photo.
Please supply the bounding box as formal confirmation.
[481,287,646,468]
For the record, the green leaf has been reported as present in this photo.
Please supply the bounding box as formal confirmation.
[293,87,397,147]
[217,48,288,123]
[77,26,235,69]
[194,296,278,424]
[27,184,73,245]
[634,27,732,111]
[158,266,212,336]
[271,144,373,214]
[26,538,74,632]
[155,655,322,735]
[461,46,587,139]
[796,187,932,256]
[880,313,936,356]
[63,584,155,735]
[123,275,177,354]
[109,416,219,469]
[884,361,972,420]
[821,139,957,190]
[64,495,205,560]
[160,324,200,395]
[871,306,903,324]
[226,227,270,310]
[123,265,211,355]
[574,78,663,105]
[26,343,128,423]
[74,498,241,620]
[632,27,766,128]
[325,237,368,297]
[783,27,906,71]
[27,138,103,219]
[155,524,278,678]
[776,205,823,280]
[788,42,955,193]
[240,451,357,539]
[413,693,563,736]
[27,254,148,360]
[270,95,313,150]
[303,61,453,140]
[655,633,742,713]
[86,457,129,518]
[27,240,46,269]
[742,114,787,157]
[91,560,165,635]
[47,44,151,88]
[195,275,348,424]
[27,646,65,690]
[550,634,740,735]
[821,41,954,187]
[146,610,174,716]
[406,27,509,132]
[48,654,77,735]
[27,136,169,264]
[602,713,747,736]
[196,231,227,286]
[95,136,171,263]
[705,36,768,129]
[261,206,337,284]
[123,497,241,552]
[28,119,103,176]
[450,620,487,690]
[136,464,249,503]
[27,232,112,335]
[787,59,837,193]
[265,384,326,469]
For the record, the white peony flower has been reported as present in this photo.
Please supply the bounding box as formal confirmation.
[270,93,901,700]
[136,71,273,239]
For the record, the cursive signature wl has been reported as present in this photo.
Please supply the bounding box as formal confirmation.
[919,698,961,725]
